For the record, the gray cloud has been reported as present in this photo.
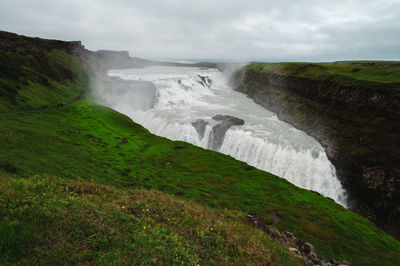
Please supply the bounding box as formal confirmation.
[1,0,399,61]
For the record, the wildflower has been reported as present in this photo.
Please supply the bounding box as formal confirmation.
[142,208,145,211]
[122,205,126,209]
[168,218,170,221]
[146,208,149,212]
[210,227,214,231]
[143,226,147,230]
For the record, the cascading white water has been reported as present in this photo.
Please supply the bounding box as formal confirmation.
[98,66,348,206]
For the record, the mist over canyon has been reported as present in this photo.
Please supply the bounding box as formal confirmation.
[93,65,348,206]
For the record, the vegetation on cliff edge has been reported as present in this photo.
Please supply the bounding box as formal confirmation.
[247,61,400,92]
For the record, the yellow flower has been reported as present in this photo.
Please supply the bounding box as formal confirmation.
[210,227,214,231]
[122,206,126,209]
[168,218,170,221]
[142,208,145,211]
[143,226,147,229]
[146,208,149,212]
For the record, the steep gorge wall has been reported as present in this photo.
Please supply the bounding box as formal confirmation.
[238,67,400,238]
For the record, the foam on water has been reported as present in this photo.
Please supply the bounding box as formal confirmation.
[103,66,348,206]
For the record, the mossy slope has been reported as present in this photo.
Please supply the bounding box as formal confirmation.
[0,175,300,265]
[1,98,399,264]
[0,31,87,112]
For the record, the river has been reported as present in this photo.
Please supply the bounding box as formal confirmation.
[95,65,348,206]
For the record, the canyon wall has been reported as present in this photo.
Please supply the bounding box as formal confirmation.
[238,64,400,238]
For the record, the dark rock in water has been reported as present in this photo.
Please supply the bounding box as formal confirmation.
[197,75,212,88]
[212,115,245,125]
[192,115,245,150]
[191,119,208,140]
[209,115,244,150]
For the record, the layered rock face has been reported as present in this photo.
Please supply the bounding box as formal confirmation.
[238,67,400,238]
[91,50,145,69]
[209,115,245,150]
[191,115,245,150]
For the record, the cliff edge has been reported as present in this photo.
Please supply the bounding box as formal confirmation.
[238,62,400,238]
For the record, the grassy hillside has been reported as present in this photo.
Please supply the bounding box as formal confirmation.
[0,34,400,264]
[0,175,301,265]
[0,47,87,112]
[1,97,399,264]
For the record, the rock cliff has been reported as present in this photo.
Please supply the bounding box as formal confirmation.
[90,49,145,69]
[238,63,400,238]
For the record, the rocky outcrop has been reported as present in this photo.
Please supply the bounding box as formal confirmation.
[191,115,245,150]
[239,67,400,239]
[192,119,208,140]
[91,49,145,69]
[247,213,351,265]
[209,115,244,150]
[197,75,212,87]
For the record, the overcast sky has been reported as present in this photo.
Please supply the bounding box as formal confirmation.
[1,0,399,61]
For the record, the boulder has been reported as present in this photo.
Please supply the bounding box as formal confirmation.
[209,115,244,150]
[191,119,208,140]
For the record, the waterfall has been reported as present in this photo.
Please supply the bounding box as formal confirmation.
[99,66,348,207]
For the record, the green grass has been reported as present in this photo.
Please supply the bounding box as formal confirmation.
[0,49,87,112]
[247,61,400,92]
[0,42,399,264]
[0,175,300,265]
[1,98,399,265]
